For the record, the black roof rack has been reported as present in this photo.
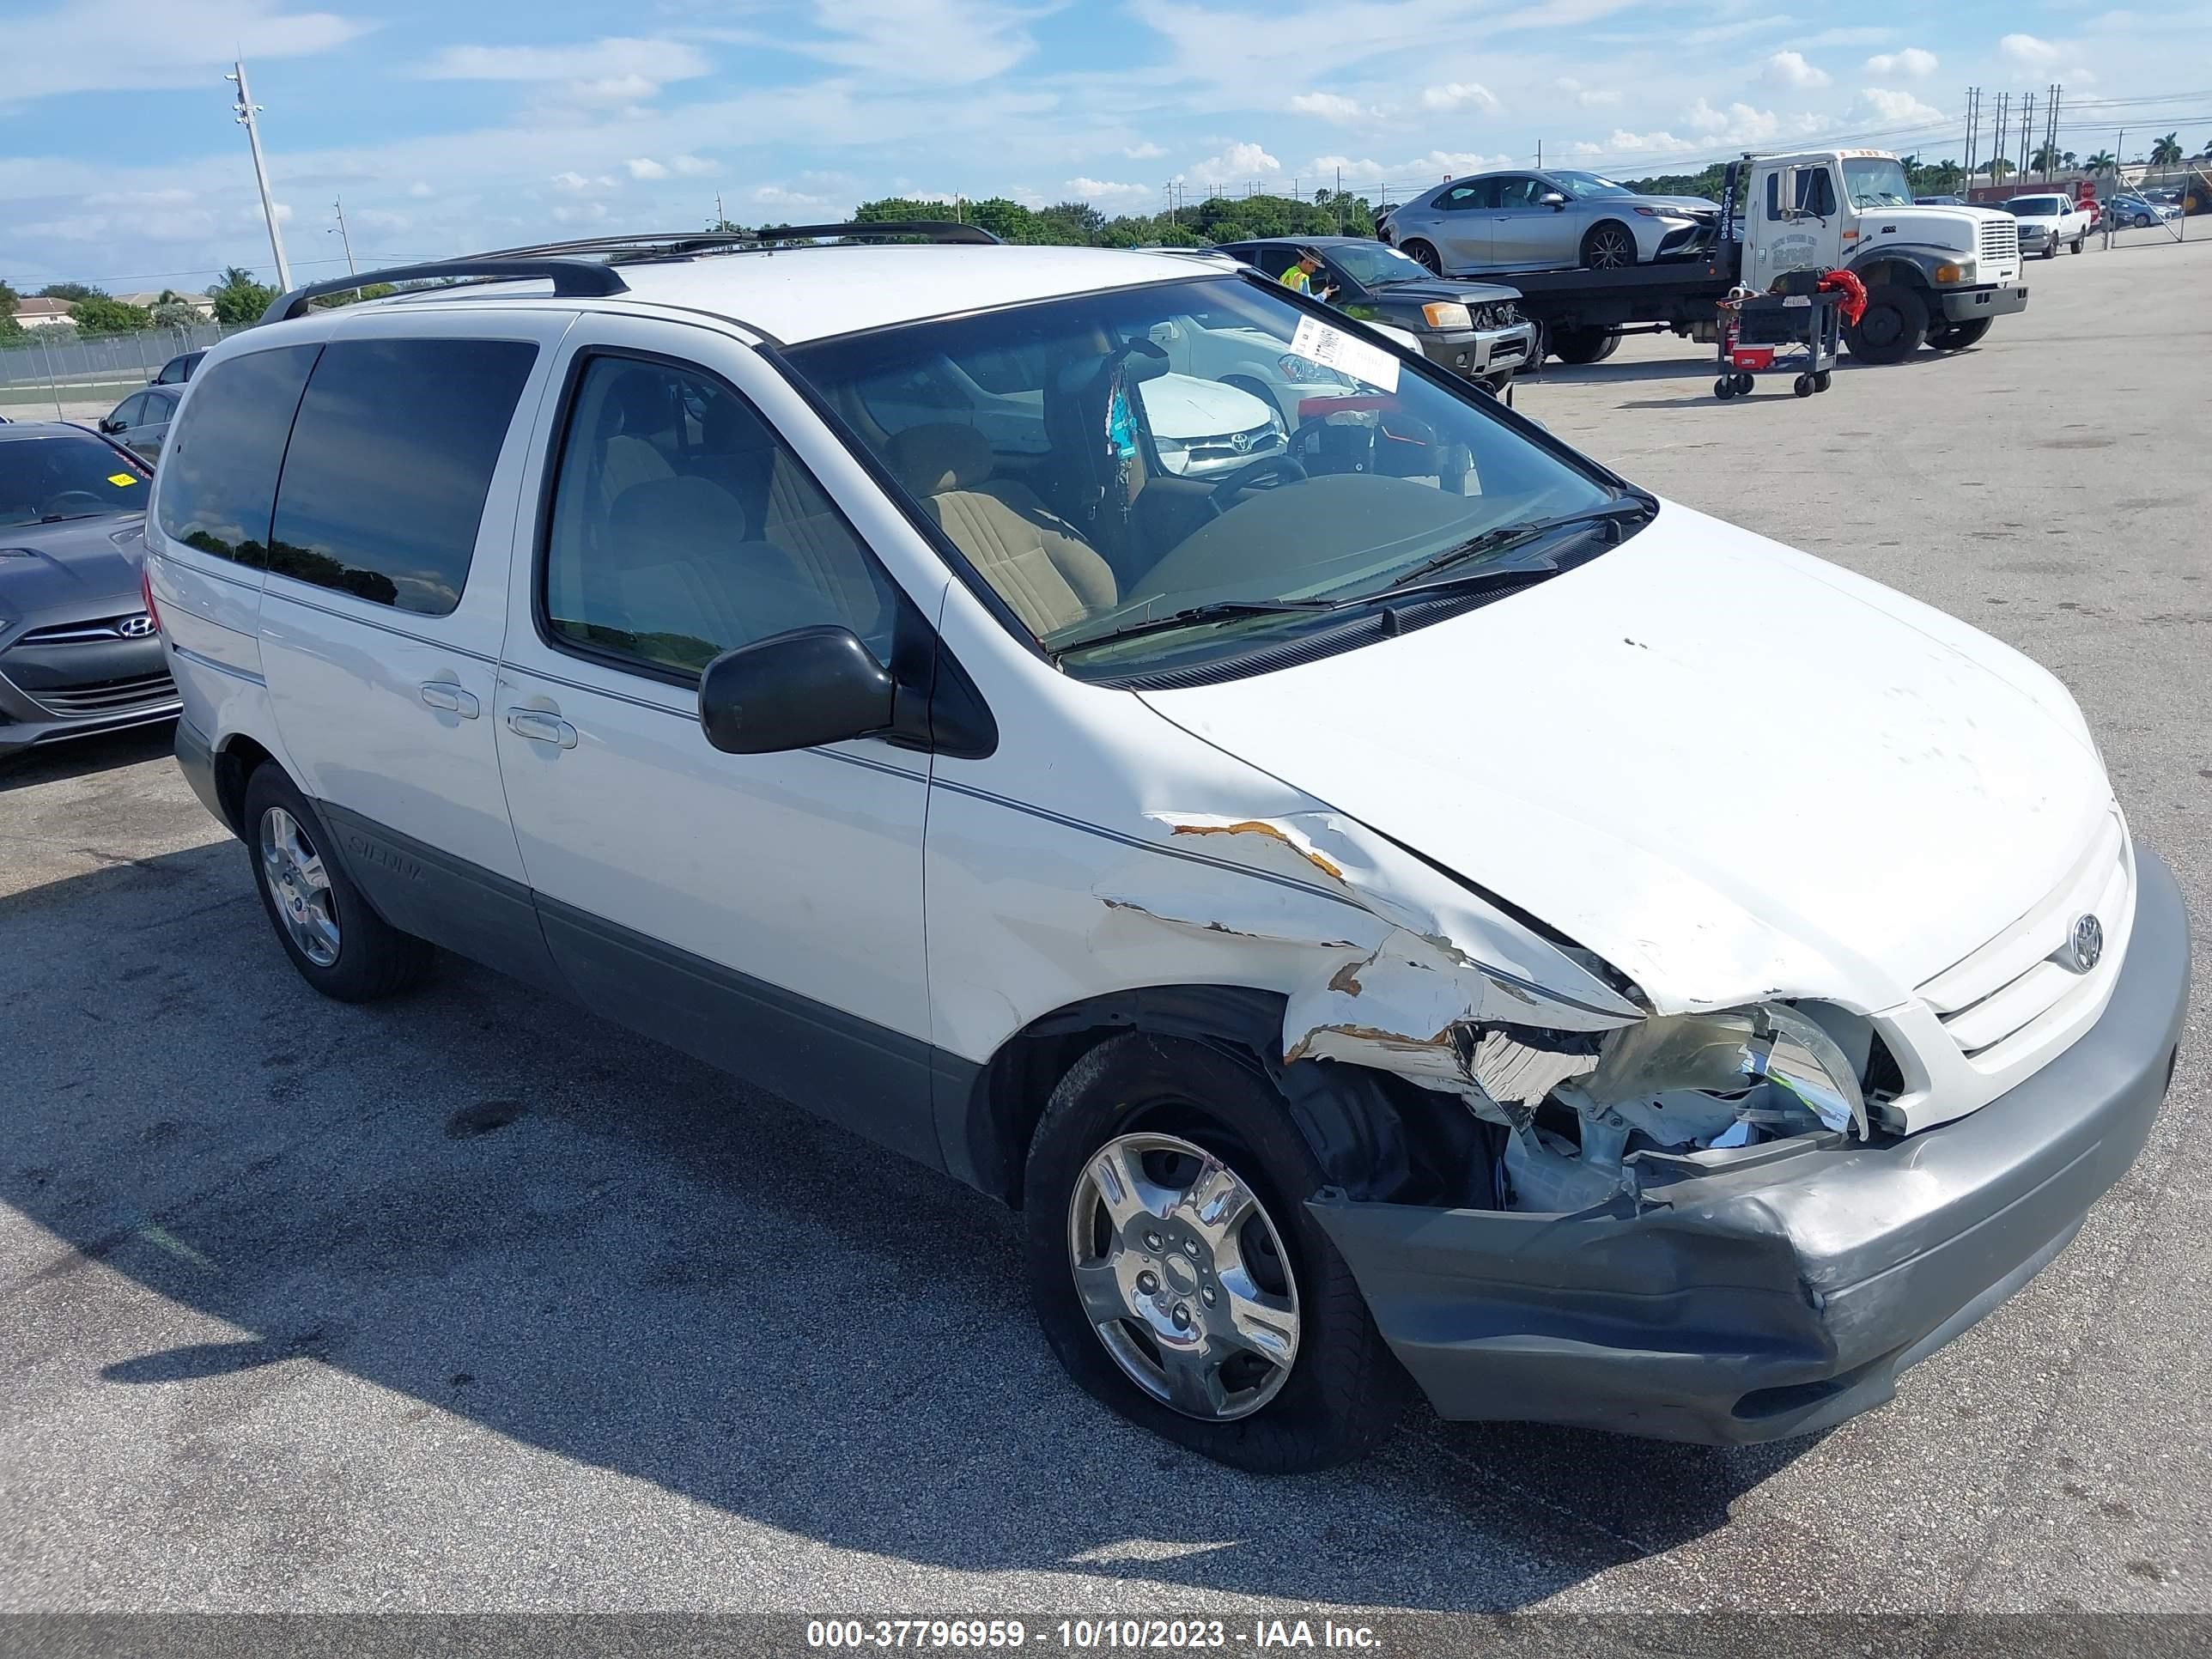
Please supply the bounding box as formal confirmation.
[260,258,627,325]
[469,222,1002,261]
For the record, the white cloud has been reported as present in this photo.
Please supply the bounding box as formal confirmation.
[1864,46,1936,76]
[624,157,670,180]
[671,155,716,176]
[0,1,371,105]
[1681,14,1790,46]
[731,0,1043,87]
[550,171,618,194]
[1684,99,1780,143]
[1124,142,1169,160]
[551,201,610,224]
[418,36,708,84]
[1803,26,1895,46]
[1290,91,1369,123]
[1856,87,1945,123]
[407,180,434,198]
[752,183,835,209]
[1574,130,1698,156]
[1421,82,1502,113]
[2000,32,2061,64]
[1066,177,1156,205]
[1554,76,1621,107]
[1310,149,1510,185]
[1183,140,1280,183]
[1763,50,1831,88]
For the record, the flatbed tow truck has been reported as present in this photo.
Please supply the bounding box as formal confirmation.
[1404,149,2031,368]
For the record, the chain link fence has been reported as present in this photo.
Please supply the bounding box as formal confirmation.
[0,319,248,397]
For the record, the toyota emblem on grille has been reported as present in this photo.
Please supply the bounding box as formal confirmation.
[118,614,155,638]
[2069,913,2104,973]
[1230,430,1253,453]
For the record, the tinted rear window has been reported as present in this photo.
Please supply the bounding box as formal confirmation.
[155,343,319,568]
[268,338,537,615]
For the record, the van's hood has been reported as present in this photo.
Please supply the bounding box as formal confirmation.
[1139,501,2113,1016]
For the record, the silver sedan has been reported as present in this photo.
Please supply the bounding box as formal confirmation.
[1385,168,1719,275]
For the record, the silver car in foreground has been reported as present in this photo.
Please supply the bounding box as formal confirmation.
[1385,168,1719,275]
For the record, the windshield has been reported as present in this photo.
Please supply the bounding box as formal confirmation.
[784,275,1620,681]
[0,433,150,527]
[1319,241,1435,287]
[1842,158,1913,209]
[1548,170,1636,200]
[2005,197,2063,216]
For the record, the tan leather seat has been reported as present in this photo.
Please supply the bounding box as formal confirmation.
[884,423,1116,636]
[596,477,783,669]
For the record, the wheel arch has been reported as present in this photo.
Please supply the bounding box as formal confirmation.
[1846,250,1944,289]
[959,984,1450,1211]
[211,731,281,839]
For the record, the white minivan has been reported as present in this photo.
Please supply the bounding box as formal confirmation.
[153,228,2185,1472]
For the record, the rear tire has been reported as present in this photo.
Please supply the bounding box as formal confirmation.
[1843,283,1929,364]
[1927,316,1991,352]
[243,766,433,1002]
[1023,1033,1412,1474]
[1548,325,1620,365]
[1401,239,1442,276]
[2072,236,2086,253]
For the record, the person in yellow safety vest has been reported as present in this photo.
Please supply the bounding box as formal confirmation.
[1279,247,1340,303]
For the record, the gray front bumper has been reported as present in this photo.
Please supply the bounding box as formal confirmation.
[1419,323,1539,380]
[1312,842,2187,1445]
[1942,283,2030,323]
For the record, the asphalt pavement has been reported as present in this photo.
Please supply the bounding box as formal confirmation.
[3,234,2208,1620]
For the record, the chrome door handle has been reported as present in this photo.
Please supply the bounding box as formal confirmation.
[505,708,577,749]
[419,681,480,719]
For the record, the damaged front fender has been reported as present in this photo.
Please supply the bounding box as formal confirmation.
[1101,811,1645,1104]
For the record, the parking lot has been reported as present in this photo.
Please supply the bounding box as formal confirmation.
[3,234,2208,1619]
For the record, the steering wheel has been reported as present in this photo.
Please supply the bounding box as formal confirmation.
[39,490,109,518]
[1204,453,1308,518]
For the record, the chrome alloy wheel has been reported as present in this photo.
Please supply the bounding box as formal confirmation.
[259,805,340,968]
[1066,1131,1301,1421]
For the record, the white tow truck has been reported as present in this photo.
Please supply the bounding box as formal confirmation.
[1487,148,2030,365]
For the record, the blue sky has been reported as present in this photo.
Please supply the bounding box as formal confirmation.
[3,0,2208,293]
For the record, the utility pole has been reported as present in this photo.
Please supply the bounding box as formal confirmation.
[2045,84,2061,178]
[329,196,356,300]
[1991,91,2008,184]
[1963,87,1979,182]
[714,190,725,228]
[2018,93,2034,181]
[226,58,292,293]
[1536,139,1542,168]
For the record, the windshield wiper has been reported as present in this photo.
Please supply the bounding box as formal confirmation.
[37,511,106,524]
[1382,497,1655,592]
[1052,597,1340,655]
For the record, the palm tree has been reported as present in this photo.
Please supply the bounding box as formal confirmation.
[2149,132,2183,166]
[2033,142,2062,175]
[2062,150,2077,169]
[1983,157,2014,182]
[2085,149,2117,173]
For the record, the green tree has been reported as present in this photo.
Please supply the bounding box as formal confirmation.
[2062,151,2077,168]
[37,281,104,301]
[0,278,20,342]
[2149,132,2183,165]
[68,295,154,334]
[2032,142,2062,175]
[308,282,398,309]
[2085,149,2117,173]
[149,301,203,329]
[208,265,277,325]
[1982,157,2014,181]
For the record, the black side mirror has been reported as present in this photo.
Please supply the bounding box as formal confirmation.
[698,625,895,756]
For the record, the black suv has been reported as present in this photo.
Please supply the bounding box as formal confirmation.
[1215,236,1540,389]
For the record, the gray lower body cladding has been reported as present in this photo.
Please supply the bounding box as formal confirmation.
[1310,842,2188,1444]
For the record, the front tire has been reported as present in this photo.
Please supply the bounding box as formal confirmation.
[1579,222,1637,270]
[1843,282,1929,364]
[1023,1033,1411,1474]
[244,766,433,1002]
[1927,316,1991,351]
[2072,236,2086,253]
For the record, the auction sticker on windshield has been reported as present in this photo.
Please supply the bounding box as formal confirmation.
[1287,315,1400,392]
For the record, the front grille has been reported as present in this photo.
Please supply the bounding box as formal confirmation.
[19,612,154,646]
[1472,301,1522,329]
[1978,220,2019,264]
[1183,425,1285,469]
[1916,814,2130,1068]
[34,671,177,716]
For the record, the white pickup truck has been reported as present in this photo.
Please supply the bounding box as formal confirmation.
[2003,192,2094,259]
